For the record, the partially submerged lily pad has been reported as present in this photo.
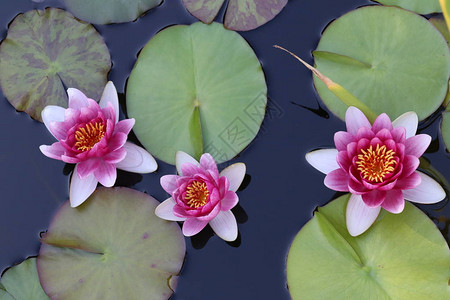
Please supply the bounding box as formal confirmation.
[182,0,287,31]
[313,6,450,121]
[287,194,450,299]
[63,0,162,24]
[0,258,49,300]
[0,8,110,122]
[37,187,185,299]
[373,0,441,14]
[127,22,267,164]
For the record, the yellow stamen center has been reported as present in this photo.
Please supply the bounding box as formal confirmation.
[356,144,397,183]
[74,121,105,151]
[185,180,210,208]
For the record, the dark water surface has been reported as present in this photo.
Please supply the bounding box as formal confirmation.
[1,1,448,299]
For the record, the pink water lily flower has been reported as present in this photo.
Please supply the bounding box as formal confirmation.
[40,82,157,207]
[155,151,246,242]
[306,106,446,236]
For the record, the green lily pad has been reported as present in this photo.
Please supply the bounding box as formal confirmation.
[287,194,450,300]
[63,0,162,24]
[430,15,450,44]
[373,0,441,14]
[442,110,450,151]
[127,22,267,164]
[0,8,110,122]
[313,6,450,121]
[0,258,49,300]
[182,0,287,31]
[37,187,185,299]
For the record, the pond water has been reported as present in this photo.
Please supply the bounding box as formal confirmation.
[0,0,448,299]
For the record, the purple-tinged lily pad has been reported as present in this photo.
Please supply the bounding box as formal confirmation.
[0,8,110,122]
[62,0,162,24]
[0,258,49,300]
[37,187,185,299]
[182,0,287,31]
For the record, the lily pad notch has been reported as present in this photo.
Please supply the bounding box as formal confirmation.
[127,22,267,164]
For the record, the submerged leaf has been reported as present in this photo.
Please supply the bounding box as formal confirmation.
[287,195,450,300]
[0,8,110,122]
[127,22,267,164]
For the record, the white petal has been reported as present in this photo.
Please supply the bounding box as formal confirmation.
[155,197,186,221]
[392,111,418,139]
[209,210,238,242]
[175,151,199,175]
[219,163,246,192]
[116,142,157,173]
[305,149,339,174]
[70,165,98,208]
[346,194,381,237]
[403,171,446,204]
[42,105,65,138]
[99,81,119,123]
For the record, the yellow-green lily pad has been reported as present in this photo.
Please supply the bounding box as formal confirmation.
[373,0,441,14]
[287,195,450,300]
[37,187,185,300]
[127,22,267,164]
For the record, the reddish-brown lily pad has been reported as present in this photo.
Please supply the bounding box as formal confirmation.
[182,0,288,31]
[37,187,185,299]
[0,8,110,122]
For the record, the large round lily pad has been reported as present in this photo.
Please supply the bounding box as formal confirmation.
[373,0,441,14]
[37,187,185,300]
[0,258,49,300]
[182,0,287,31]
[287,194,450,299]
[313,6,450,121]
[0,8,110,122]
[63,0,162,24]
[127,22,267,164]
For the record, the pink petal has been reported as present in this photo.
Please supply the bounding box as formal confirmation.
[219,163,246,192]
[103,148,127,164]
[392,111,418,139]
[200,153,219,174]
[404,134,431,157]
[381,189,405,213]
[305,149,339,174]
[362,190,386,207]
[182,218,209,236]
[49,121,69,141]
[336,151,351,171]
[221,191,239,211]
[345,106,371,135]
[400,155,419,178]
[115,142,157,173]
[348,179,370,195]
[77,159,100,179]
[39,143,65,160]
[155,197,186,221]
[176,151,199,175]
[324,169,349,192]
[375,128,392,141]
[181,163,201,177]
[67,88,89,109]
[99,81,119,123]
[396,172,421,190]
[70,165,98,207]
[209,210,238,241]
[346,194,381,236]
[334,131,355,151]
[114,118,135,136]
[107,132,128,152]
[160,175,179,195]
[403,171,446,204]
[390,127,406,143]
[355,127,375,141]
[93,161,117,187]
[42,105,66,139]
[371,113,392,133]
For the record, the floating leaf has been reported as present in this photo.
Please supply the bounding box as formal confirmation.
[182,0,287,31]
[63,0,162,24]
[442,110,450,150]
[0,258,49,300]
[287,194,450,300]
[440,0,450,32]
[430,15,450,44]
[313,6,450,121]
[127,22,267,164]
[37,187,185,300]
[0,8,110,122]
[374,0,441,14]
